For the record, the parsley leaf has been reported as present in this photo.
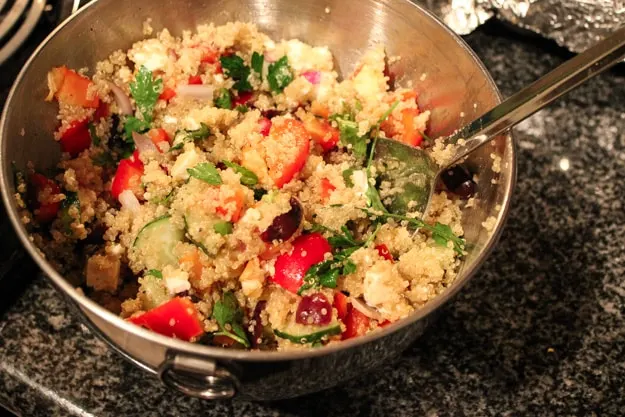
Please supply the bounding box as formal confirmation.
[88,123,100,146]
[222,160,258,186]
[267,56,294,94]
[60,192,80,235]
[146,269,163,279]
[363,209,465,254]
[212,292,250,347]
[124,116,151,141]
[214,221,233,235]
[187,162,222,185]
[251,52,264,80]
[234,104,249,113]
[129,66,163,121]
[214,88,232,109]
[335,118,367,157]
[170,123,211,151]
[220,55,253,92]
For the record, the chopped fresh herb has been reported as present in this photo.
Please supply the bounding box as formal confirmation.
[363,209,465,254]
[335,118,367,158]
[150,189,175,205]
[214,88,232,110]
[222,160,258,186]
[108,115,135,159]
[253,188,267,201]
[91,152,115,167]
[60,192,80,235]
[212,292,250,347]
[364,135,388,213]
[220,55,252,92]
[251,52,264,80]
[234,104,249,113]
[170,123,211,151]
[146,269,163,279]
[124,116,151,141]
[267,56,294,94]
[187,162,222,185]
[342,168,355,187]
[354,99,363,111]
[378,100,400,125]
[213,221,233,235]
[129,66,163,121]
[298,224,380,295]
[88,123,100,146]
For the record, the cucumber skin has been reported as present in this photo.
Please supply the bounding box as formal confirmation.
[274,324,341,344]
[133,215,184,269]
[133,215,174,246]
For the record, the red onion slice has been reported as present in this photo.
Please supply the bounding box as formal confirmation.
[118,189,141,213]
[176,84,214,101]
[301,70,321,85]
[132,131,158,154]
[351,297,383,320]
[107,81,133,115]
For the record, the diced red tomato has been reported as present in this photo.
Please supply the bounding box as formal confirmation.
[342,307,371,340]
[128,297,204,341]
[111,152,144,199]
[271,233,331,293]
[94,101,109,121]
[379,320,392,327]
[147,128,170,148]
[233,91,253,107]
[398,108,423,147]
[188,75,203,85]
[303,117,339,152]
[159,87,177,102]
[58,119,91,156]
[216,187,245,222]
[258,117,271,136]
[49,66,100,108]
[381,108,424,147]
[333,292,349,320]
[30,173,61,223]
[320,178,336,202]
[264,119,311,188]
[375,244,393,262]
[200,47,219,64]
[310,101,330,119]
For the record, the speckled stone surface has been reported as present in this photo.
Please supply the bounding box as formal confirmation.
[1,21,625,417]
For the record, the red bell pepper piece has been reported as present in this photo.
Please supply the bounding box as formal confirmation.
[320,178,336,202]
[342,307,371,340]
[50,66,100,108]
[265,118,311,188]
[30,173,61,223]
[333,292,349,320]
[159,87,177,102]
[375,244,394,262]
[233,91,253,107]
[258,117,271,136]
[111,151,144,199]
[128,297,204,341]
[59,119,91,156]
[147,128,170,148]
[271,233,331,293]
[303,117,339,152]
[188,75,203,85]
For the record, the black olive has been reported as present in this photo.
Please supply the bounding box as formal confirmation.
[441,165,476,199]
[260,198,303,242]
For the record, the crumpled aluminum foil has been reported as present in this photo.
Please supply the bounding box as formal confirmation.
[420,0,624,53]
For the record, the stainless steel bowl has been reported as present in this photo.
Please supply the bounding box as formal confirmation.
[0,0,515,400]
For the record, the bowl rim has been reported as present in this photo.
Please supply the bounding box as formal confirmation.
[0,0,516,363]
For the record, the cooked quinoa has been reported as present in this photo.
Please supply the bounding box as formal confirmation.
[17,22,473,350]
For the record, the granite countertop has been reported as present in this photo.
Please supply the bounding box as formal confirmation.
[1,21,625,416]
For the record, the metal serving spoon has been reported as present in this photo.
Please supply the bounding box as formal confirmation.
[375,26,625,216]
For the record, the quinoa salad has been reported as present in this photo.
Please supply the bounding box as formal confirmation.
[15,22,477,350]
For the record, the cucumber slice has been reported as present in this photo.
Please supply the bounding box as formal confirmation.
[133,215,184,269]
[274,322,341,344]
[184,211,225,255]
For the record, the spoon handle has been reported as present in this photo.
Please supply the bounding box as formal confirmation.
[447,26,625,166]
